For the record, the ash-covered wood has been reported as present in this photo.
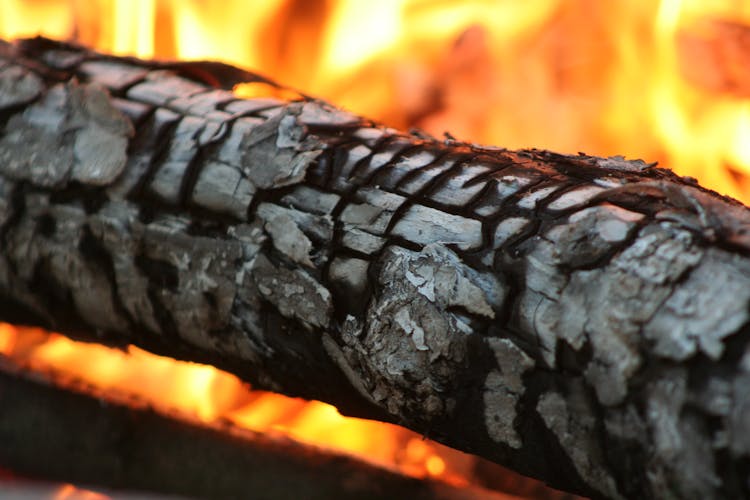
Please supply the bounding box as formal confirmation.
[2,37,750,499]
[0,363,513,500]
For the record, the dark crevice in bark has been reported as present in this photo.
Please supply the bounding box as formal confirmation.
[27,259,85,333]
[49,183,110,214]
[177,122,228,208]
[78,224,137,329]
[126,111,182,200]
[133,254,180,292]
[0,181,25,240]
[516,370,592,496]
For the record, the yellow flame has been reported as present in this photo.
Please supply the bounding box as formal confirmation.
[25,334,243,421]
[0,324,470,482]
[0,323,15,353]
[112,0,155,58]
[0,0,73,40]
[53,483,108,500]
[1,0,749,200]
[169,0,284,69]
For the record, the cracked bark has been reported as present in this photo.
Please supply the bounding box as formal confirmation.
[2,37,750,499]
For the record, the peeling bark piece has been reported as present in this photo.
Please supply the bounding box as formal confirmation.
[252,254,332,330]
[0,64,42,109]
[263,211,315,267]
[169,89,236,115]
[391,205,483,250]
[127,69,207,106]
[340,246,474,421]
[224,97,285,116]
[336,244,507,424]
[547,185,606,211]
[299,101,360,127]
[70,83,133,182]
[340,188,405,235]
[595,155,654,172]
[257,202,333,244]
[79,60,149,93]
[280,186,340,215]
[546,204,643,268]
[429,165,492,206]
[192,161,255,219]
[0,81,132,188]
[414,243,505,318]
[340,226,386,255]
[483,338,534,449]
[644,248,750,360]
[537,386,623,500]
[517,185,561,209]
[239,106,322,189]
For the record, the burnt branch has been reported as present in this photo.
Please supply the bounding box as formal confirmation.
[2,37,750,499]
[0,362,508,500]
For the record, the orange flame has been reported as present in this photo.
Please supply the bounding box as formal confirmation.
[0,325,474,484]
[1,0,748,200]
[53,483,109,500]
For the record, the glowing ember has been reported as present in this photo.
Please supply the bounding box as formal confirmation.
[0,323,15,353]
[53,483,109,500]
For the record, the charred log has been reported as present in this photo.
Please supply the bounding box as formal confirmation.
[2,37,750,499]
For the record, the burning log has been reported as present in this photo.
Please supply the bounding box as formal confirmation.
[1,37,750,499]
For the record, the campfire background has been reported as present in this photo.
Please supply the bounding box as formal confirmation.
[1,0,749,496]
[2,0,749,201]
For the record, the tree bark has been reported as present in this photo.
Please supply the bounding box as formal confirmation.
[2,37,750,499]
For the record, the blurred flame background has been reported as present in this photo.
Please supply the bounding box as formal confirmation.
[2,0,749,199]
[1,0,750,492]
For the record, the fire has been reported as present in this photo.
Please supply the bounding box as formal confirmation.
[53,483,108,500]
[1,0,750,492]
[1,0,749,201]
[0,325,474,484]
